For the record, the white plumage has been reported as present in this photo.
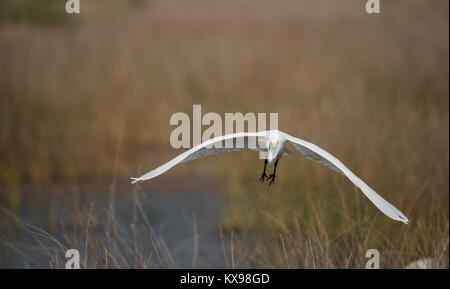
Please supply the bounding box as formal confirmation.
[131,130,408,224]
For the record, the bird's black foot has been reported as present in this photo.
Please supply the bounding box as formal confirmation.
[259,159,268,183]
[267,174,276,185]
[260,173,268,183]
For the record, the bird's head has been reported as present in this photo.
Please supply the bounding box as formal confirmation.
[266,133,281,165]
[267,135,279,150]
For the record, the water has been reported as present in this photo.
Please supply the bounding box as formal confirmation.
[0,179,226,268]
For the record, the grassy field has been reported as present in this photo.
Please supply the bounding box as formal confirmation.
[0,0,448,268]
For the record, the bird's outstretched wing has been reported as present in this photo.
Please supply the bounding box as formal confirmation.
[131,131,268,184]
[282,131,409,224]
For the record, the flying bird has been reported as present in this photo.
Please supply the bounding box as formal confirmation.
[131,130,408,224]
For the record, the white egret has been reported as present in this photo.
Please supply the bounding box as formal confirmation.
[131,130,408,224]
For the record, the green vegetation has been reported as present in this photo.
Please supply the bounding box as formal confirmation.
[0,0,68,25]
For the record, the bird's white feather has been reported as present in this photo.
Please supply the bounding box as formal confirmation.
[131,131,268,183]
[281,131,408,224]
[131,130,409,224]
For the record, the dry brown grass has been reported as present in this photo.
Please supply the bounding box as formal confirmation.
[0,0,448,268]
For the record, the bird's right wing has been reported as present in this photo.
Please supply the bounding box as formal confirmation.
[131,131,268,183]
[282,131,409,224]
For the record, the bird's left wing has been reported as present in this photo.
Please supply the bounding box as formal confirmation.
[281,131,409,224]
[131,131,268,183]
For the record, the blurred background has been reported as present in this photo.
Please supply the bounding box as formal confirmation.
[0,0,448,268]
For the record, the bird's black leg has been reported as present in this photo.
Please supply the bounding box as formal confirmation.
[259,159,268,183]
[267,159,279,185]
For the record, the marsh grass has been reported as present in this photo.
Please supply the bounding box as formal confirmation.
[0,179,447,268]
[0,0,448,268]
[0,187,176,268]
